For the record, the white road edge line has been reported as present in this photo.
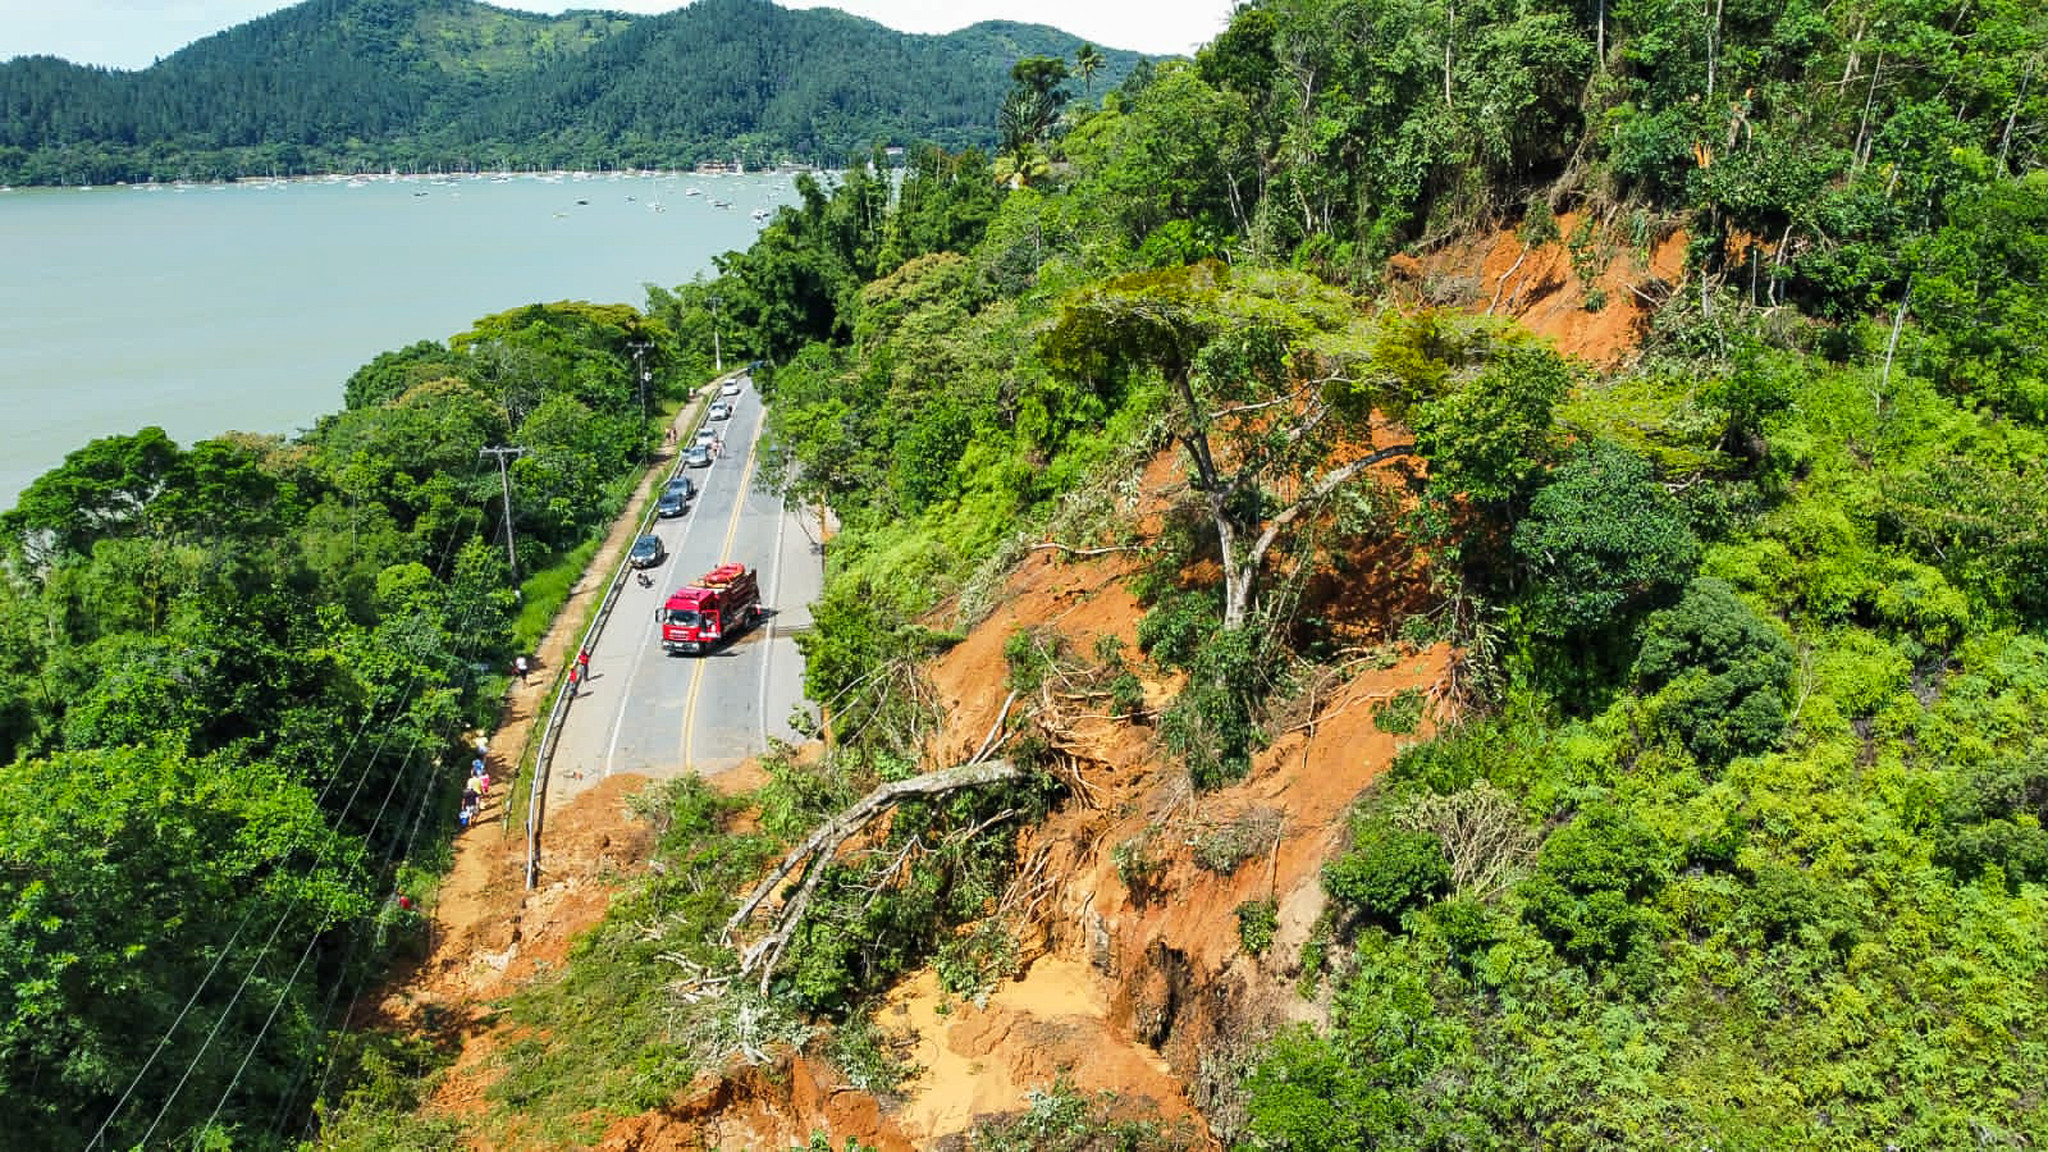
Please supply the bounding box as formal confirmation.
[760,489,789,755]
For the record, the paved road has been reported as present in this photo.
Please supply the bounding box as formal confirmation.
[544,379,822,804]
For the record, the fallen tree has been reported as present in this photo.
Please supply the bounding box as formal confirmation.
[722,756,1021,993]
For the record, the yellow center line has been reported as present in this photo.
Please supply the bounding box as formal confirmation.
[681,426,765,775]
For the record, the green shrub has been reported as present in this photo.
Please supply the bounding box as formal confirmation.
[827,1010,922,1097]
[1245,938,1463,1148]
[1322,825,1451,926]
[1110,671,1146,718]
[1237,899,1280,955]
[1136,587,1215,668]
[1159,628,1276,790]
[1428,897,1500,972]
[1004,626,1056,693]
[1634,577,1794,765]
[1114,831,1167,905]
[1296,921,1331,997]
[1519,804,1672,971]
[1514,440,1698,642]
[1371,687,1427,735]
[935,918,1022,1006]
[1935,753,2048,886]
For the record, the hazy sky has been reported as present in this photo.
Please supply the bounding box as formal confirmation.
[0,0,1237,71]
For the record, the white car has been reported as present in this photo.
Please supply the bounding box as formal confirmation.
[721,376,744,395]
[709,400,732,421]
[694,426,717,447]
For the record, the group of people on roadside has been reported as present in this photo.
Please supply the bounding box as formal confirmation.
[459,736,492,828]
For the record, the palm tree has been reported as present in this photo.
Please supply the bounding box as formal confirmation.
[1075,43,1105,98]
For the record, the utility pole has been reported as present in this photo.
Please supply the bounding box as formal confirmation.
[629,340,652,455]
[479,445,529,587]
[709,294,723,374]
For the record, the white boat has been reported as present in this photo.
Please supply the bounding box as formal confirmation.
[685,187,703,196]
[751,207,770,221]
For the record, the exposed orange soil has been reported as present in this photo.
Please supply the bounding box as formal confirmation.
[1387,209,1688,365]
[906,531,1450,1144]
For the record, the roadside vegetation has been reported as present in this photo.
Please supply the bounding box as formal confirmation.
[5,0,2048,1144]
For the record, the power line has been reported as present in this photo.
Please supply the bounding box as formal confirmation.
[87,465,495,1150]
[199,476,517,1140]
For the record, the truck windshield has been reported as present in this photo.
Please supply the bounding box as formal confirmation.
[666,609,700,627]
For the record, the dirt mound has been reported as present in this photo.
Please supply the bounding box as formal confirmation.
[598,1057,913,1151]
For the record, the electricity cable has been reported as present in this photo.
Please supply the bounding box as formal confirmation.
[216,454,532,1139]
[86,461,494,1149]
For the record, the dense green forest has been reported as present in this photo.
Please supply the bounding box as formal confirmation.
[9,0,2048,1143]
[0,0,1144,185]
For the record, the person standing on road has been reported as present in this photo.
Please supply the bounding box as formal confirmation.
[577,647,591,682]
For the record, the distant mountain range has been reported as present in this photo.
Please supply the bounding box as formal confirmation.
[0,0,1148,184]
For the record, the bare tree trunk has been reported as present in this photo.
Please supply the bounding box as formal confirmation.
[1878,274,1912,419]
[1705,0,1724,100]
[1445,0,1456,105]
[1853,52,1884,172]
[1222,444,1417,630]
[1212,479,1249,631]
[2000,57,2036,174]
[1489,246,1530,314]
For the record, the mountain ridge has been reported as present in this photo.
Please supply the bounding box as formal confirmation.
[0,0,1149,183]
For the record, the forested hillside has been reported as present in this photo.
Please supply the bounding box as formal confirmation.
[444,0,2045,1142]
[8,0,2048,1144]
[0,0,1144,185]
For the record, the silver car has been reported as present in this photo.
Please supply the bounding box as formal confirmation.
[684,444,713,468]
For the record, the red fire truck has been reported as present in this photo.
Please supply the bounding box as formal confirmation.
[659,563,763,654]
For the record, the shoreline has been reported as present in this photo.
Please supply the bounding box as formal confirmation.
[0,165,826,194]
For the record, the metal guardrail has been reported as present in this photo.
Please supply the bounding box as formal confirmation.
[522,372,741,889]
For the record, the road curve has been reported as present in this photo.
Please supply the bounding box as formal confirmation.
[544,378,822,806]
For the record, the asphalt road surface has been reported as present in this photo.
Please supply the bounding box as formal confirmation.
[544,379,823,805]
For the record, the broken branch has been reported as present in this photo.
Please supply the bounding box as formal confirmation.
[723,758,1022,993]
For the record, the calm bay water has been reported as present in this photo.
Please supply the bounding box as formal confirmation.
[0,172,789,510]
